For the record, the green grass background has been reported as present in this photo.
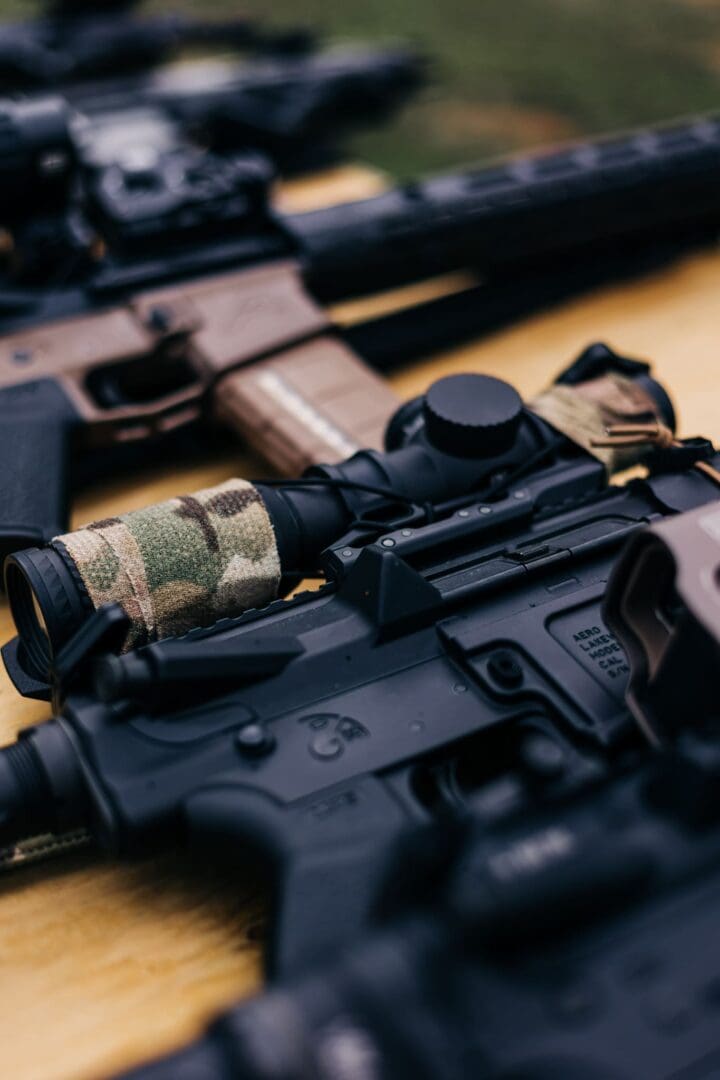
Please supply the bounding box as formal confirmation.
[6,0,720,174]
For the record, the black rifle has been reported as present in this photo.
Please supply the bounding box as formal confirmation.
[0,43,425,233]
[0,1,313,91]
[117,733,720,1079]
[2,350,720,980]
[0,110,719,563]
[60,46,426,178]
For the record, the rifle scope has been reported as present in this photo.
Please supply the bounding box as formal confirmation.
[4,348,675,689]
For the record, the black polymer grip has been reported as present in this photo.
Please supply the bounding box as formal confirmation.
[0,380,78,563]
[292,115,720,299]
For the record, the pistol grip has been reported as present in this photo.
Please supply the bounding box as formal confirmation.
[0,380,78,562]
[184,774,416,979]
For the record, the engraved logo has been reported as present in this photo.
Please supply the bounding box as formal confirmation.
[305,790,359,821]
[298,713,370,761]
[571,624,629,681]
[548,603,630,702]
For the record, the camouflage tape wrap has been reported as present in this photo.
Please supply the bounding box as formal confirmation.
[531,372,661,475]
[53,479,281,650]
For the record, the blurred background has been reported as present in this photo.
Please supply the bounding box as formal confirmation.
[3,1,720,174]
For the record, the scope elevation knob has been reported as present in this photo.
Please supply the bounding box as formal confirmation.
[423,374,523,457]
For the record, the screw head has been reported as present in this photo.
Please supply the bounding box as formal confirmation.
[236,723,274,757]
[309,733,344,760]
[487,649,523,689]
[381,538,396,548]
[148,305,173,333]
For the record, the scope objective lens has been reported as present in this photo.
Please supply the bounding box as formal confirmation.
[4,546,90,681]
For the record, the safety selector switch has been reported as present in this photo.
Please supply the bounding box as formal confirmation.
[422,374,524,457]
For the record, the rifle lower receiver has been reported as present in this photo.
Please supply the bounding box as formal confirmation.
[117,743,720,1079]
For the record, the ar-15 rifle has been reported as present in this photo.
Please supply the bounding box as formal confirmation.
[2,348,720,979]
[117,729,720,1079]
[0,39,424,235]
[0,1,313,91]
[2,110,720,564]
[0,42,425,281]
[119,503,720,1080]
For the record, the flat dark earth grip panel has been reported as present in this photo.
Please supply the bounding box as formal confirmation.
[0,379,78,562]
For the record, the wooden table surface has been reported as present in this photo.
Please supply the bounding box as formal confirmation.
[2,164,720,1080]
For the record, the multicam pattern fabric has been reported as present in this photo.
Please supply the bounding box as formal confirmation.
[53,479,281,650]
[531,373,660,476]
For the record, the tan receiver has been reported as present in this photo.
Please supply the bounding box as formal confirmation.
[0,260,400,475]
